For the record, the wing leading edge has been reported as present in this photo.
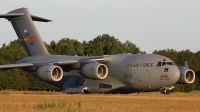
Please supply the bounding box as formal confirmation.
[0,60,78,70]
[0,63,33,69]
[0,57,105,70]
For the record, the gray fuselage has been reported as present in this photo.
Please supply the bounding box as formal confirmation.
[18,53,180,93]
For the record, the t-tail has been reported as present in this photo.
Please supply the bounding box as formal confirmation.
[0,8,50,56]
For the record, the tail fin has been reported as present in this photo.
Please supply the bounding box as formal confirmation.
[0,8,50,56]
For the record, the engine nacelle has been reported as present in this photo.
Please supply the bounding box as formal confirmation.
[177,66,195,84]
[36,65,63,81]
[81,63,108,80]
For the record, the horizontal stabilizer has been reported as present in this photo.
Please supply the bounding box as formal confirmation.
[31,14,52,22]
[0,13,51,22]
[0,13,24,18]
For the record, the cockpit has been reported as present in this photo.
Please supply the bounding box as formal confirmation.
[157,61,175,67]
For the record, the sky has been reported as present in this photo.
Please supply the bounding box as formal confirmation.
[0,0,200,53]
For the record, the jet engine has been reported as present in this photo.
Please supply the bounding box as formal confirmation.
[36,65,63,81]
[81,63,108,80]
[177,66,195,84]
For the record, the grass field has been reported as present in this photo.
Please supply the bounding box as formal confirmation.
[0,90,200,112]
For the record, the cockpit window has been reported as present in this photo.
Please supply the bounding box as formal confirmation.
[157,61,175,67]
[167,62,174,65]
[162,62,166,66]
[157,62,162,67]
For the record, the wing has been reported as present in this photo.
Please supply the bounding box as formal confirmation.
[0,60,78,70]
[0,56,105,70]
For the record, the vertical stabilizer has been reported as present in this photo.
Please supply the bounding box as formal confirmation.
[0,8,51,56]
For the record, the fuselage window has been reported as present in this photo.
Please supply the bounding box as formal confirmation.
[157,62,162,67]
[162,62,166,66]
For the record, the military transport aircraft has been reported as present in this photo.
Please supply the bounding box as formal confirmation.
[0,8,196,94]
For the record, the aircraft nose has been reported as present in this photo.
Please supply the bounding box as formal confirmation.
[169,66,180,83]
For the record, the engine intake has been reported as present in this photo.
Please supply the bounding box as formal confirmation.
[36,65,63,81]
[177,66,195,84]
[81,63,108,80]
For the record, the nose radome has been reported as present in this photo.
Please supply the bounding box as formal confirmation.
[170,66,180,83]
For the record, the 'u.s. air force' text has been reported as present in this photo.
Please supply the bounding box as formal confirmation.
[127,63,154,68]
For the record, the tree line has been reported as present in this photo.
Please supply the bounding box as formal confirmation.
[0,34,199,92]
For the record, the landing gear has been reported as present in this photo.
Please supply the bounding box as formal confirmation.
[161,90,170,95]
[159,86,174,95]
[82,87,89,94]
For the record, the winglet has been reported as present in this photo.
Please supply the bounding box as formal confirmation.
[184,61,189,69]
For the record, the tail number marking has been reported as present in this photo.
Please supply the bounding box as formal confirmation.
[20,37,38,42]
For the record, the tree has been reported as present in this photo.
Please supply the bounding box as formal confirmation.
[0,34,199,92]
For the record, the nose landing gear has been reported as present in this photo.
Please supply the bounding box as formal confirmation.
[159,86,175,95]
